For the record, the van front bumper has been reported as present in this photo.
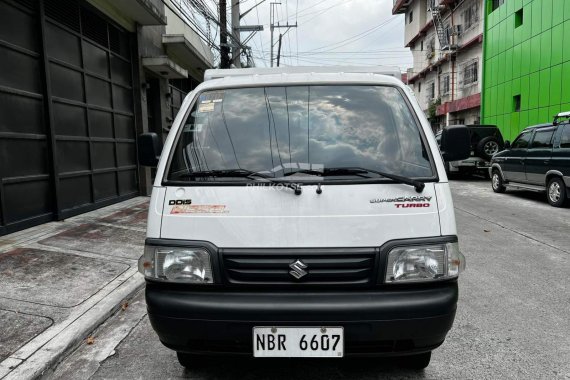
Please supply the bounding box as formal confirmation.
[146,281,458,357]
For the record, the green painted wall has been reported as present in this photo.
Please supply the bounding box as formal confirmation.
[482,0,569,141]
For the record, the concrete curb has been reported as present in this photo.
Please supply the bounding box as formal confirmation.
[0,273,144,380]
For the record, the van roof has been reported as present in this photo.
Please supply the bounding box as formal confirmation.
[196,70,404,92]
[204,66,402,81]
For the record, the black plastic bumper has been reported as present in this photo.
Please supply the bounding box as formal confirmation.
[146,281,458,357]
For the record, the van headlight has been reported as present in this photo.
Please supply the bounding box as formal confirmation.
[138,246,213,283]
[385,242,465,283]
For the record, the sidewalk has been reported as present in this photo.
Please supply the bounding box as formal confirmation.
[0,197,149,380]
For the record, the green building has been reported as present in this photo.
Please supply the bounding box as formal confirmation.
[482,0,570,141]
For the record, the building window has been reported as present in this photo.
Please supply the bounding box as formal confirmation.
[421,40,424,51]
[462,60,478,87]
[408,10,414,23]
[513,95,521,112]
[443,23,452,47]
[515,8,523,28]
[440,74,451,95]
[425,81,435,102]
[418,82,422,93]
[463,3,480,31]
[426,38,435,60]
[491,0,505,12]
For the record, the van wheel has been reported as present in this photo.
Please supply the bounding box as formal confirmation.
[400,351,431,370]
[491,170,506,193]
[176,352,214,369]
[547,178,568,207]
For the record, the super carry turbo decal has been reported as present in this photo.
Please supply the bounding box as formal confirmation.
[370,196,433,208]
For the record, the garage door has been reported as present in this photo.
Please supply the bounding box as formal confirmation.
[0,0,139,236]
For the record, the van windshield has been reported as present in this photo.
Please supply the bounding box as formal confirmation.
[167,85,434,183]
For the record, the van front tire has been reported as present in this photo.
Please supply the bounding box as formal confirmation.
[177,352,215,369]
[400,351,431,370]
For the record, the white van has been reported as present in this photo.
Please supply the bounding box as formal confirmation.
[137,67,470,369]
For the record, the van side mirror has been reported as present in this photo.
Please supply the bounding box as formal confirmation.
[440,125,471,162]
[138,133,162,167]
[504,140,511,149]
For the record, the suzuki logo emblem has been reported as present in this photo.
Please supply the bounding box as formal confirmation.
[289,259,308,280]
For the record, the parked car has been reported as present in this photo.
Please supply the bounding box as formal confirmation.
[137,67,470,369]
[436,125,504,177]
[490,112,570,207]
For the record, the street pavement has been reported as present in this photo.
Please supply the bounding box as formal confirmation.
[45,178,570,380]
[0,197,148,379]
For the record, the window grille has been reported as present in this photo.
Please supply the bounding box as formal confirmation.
[462,60,478,87]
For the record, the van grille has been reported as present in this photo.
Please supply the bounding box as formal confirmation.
[221,248,378,287]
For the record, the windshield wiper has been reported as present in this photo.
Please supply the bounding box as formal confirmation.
[175,169,303,195]
[283,168,371,179]
[285,167,425,193]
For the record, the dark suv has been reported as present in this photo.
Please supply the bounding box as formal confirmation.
[436,125,504,177]
[490,113,570,207]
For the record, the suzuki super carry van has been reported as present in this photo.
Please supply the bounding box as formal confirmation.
[137,67,470,370]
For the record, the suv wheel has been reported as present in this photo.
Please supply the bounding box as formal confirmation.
[491,170,506,193]
[547,178,568,207]
[477,137,501,160]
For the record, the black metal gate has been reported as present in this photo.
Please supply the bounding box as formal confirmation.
[0,0,138,236]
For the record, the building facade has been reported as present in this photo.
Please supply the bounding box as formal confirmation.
[0,0,214,236]
[481,0,569,141]
[393,0,484,131]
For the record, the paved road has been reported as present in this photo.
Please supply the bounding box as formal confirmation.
[46,179,570,380]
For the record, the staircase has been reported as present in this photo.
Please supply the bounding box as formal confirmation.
[429,0,450,50]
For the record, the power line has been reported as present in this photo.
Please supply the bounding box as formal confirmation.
[295,0,299,65]
[306,16,400,52]
[296,0,356,24]
[274,0,329,23]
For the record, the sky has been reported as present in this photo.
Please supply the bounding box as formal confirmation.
[238,0,413,71]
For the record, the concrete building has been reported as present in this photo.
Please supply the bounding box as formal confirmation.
[0,0,214,235]
[394,0,484,131]
[481,0,570,141]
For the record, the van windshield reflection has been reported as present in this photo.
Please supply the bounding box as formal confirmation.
[167,85,433,183]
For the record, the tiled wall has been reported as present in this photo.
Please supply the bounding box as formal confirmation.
[482,0,569,140]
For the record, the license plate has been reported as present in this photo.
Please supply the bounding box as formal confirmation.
[253,327,344,358]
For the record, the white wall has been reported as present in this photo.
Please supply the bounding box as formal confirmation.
[163,0,214,65]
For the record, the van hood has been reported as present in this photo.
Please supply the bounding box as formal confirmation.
[159,183,441,248]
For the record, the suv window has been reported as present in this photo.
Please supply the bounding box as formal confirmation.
[511,131,532,149]
[561,125,570,148]
[167,85,434,182]
[530,129,554,149]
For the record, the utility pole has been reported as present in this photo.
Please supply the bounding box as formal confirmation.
[276,34,283,67]
[219,0,231,68]
[231,0,241,68]
[270,2,297,67]
[228,0,265,68]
